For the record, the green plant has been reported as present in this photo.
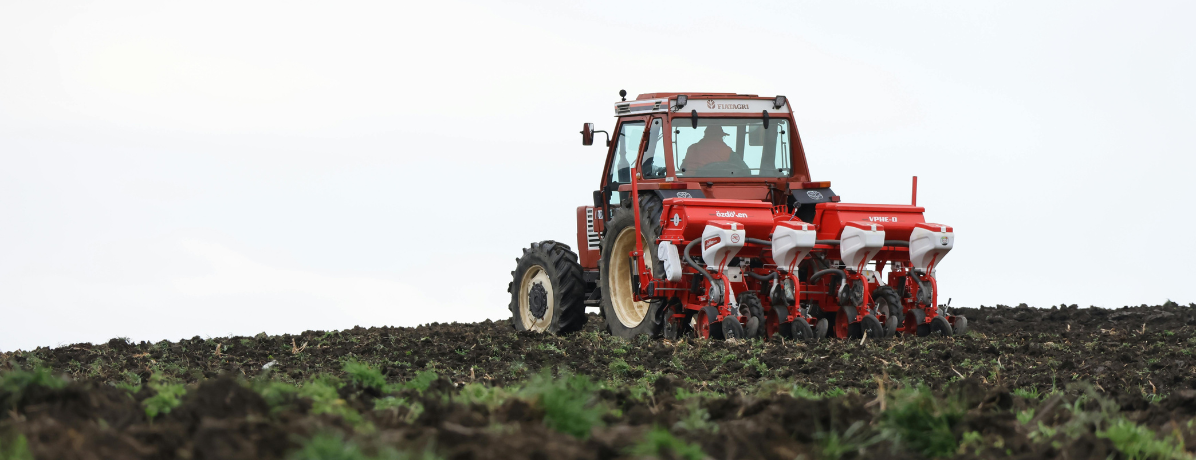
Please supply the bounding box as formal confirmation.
[959,430,984,456]
[789,385,822,400]
[1098,418,1187,460]
[143,375,186,420]
[1013,387,1041,400]
[289,432,442,460]
[744,357,767,374]
[1016,408,1035,425]
[521,370,604,439]
[257,380,300,410]
[608,358,631,376]
[343,360,386,390]
[673,398,718,434]
[878,386,962,458]
[816,420,879,459]
[0,367,66,410]
[455,383,511,410]
[0,432,34,460]
[626,426,704,460]
[400,371,439,394]
[300,376,362,425]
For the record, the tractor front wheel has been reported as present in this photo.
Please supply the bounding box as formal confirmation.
[508,241,587,334]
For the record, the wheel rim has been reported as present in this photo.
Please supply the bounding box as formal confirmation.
[518,265,554,332]
[766,308,785,338]
[835,307,855,339]
[609,227,653,328]
[696,310,711,339]
[792,320,811,340]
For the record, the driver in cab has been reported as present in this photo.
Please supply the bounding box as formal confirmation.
[679,125,732,173]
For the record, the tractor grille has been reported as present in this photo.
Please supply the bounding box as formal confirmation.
[586,207,601,251]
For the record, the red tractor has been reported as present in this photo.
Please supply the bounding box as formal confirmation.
[509,91,966,341]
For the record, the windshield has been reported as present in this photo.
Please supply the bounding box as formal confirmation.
[672,118,792,178]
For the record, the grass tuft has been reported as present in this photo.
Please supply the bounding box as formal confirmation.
[289,432,443,460]
[343,360,386,390]
[878,386,962,458]
[0,432,34,460]
[0,367,66,410]
[521,370,604,439]
[626,426,704,460]
[1098,418,1188,460]
[142,374,185,420]
[300,376,363,425]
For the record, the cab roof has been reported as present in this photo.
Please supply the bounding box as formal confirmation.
[635,92,759,100]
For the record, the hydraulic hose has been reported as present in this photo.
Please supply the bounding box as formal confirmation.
[746,271,776,281]
[813,239,908,247]
[808,268,845,286]
[683,239,721,303]
[745,237,771,246]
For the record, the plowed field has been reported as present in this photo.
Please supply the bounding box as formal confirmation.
[3,302,1196,459]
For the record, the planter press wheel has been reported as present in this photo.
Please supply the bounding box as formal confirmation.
[695,306,724,340]
[815,318,829,339]
[790,318,816,343]
[929,315,954,337]
[905,309,930,337]
[722,316,746,340]
[766,304,790,340]
[953,315,969,336]
[872,286,902,338]
[861,314,884,341]
[739,293,765,339]
[835,306,862,339]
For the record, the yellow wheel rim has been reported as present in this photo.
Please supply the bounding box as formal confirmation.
[609,227,653,328]
[518,265,554,332]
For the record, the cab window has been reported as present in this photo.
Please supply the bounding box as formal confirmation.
[641,118,666,179]
[607,120,645,205]
[672,118,792,177]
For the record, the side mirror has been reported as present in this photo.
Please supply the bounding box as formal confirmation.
[581,123,595,146]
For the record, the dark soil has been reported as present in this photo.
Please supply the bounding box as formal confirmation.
[3,302,1196,459]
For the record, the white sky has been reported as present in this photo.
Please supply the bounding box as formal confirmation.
[1,1,1193,351]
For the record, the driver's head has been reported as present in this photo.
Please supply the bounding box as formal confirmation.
[703,125,728,139]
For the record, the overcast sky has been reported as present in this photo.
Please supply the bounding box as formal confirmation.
[2,1,1193,351]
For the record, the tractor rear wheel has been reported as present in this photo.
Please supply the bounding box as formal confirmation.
[598,194,665,338]
[508,241,587,334]
[872,286,901,338]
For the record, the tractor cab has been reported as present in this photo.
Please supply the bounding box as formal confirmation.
[578,92,835,270]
